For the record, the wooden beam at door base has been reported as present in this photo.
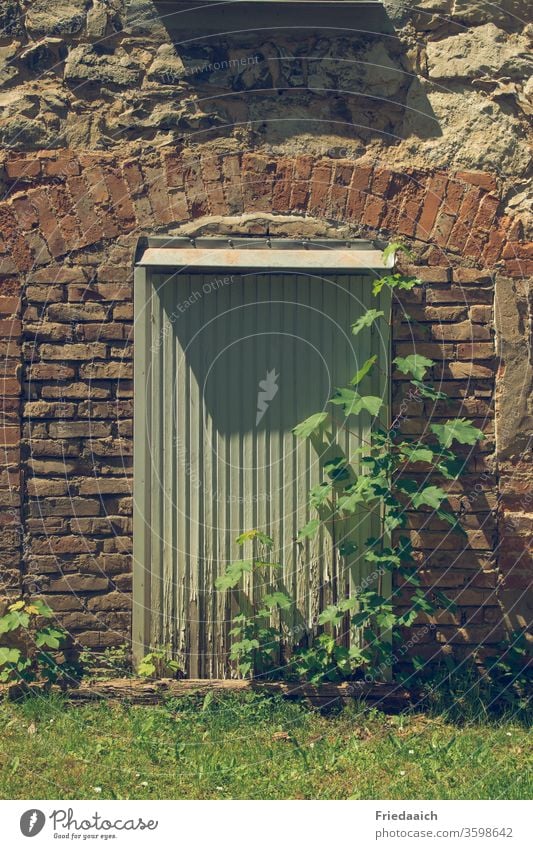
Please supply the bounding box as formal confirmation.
[1,678,411,712]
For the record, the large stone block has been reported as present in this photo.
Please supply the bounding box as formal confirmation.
[26,0,88,37]
[64,45,142,87]
[427,23,531,81]
[451,1,530,27]
[0,0,24,36]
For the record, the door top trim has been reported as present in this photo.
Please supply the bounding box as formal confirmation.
[136,237,392,271]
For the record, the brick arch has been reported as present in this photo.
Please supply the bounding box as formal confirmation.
[1,149,530,279]
[0,147,529,657]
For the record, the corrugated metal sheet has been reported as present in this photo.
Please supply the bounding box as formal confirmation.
[137,270,390,677]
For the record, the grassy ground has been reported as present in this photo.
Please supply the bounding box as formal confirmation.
[0,693,530,800]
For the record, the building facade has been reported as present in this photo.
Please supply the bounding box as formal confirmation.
[0,0,531,673]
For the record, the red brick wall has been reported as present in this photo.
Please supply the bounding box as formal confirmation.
[0,148,531,662]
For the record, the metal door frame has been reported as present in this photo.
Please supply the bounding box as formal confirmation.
[132,239,393,667]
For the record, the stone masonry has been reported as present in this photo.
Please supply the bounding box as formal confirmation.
[0,0,531,666]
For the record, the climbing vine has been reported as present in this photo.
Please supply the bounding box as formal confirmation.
[217,245,485,682]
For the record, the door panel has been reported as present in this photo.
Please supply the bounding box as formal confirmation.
[139,271,390,677]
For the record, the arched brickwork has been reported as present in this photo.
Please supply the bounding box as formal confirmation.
[0,148,531,661]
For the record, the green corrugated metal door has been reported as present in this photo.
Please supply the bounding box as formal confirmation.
[139,270,390,677]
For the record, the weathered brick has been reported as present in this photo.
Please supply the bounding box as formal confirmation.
[78,478,132,495]
[456,342,494,360]
[25,322,74,342]
[105,170,136,228]
[272,159,294,212]
[79,361,133,379]
[113,303,133,321]
[27,478,68,496]
[455,171,497,193]
[86,591,131,611]
[39,343,107,360]
[426,285,493,305]
[30,535,98,554]
[78,400,133,418]
[48,421,112,438]
[29,189,67,259]
[406,265,450,283]
[24,401,76,419]
[430,321,491,341]
[29,497,100,517]
[308,162,333,216]
[47,303,108,322]
[42,383,110,400]
[6,159,41,180]
[26,363,76,380]
[469,305,492,324]
[46,575,110,593]
[78,323,129,341]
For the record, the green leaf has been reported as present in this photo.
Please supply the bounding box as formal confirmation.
[215,560,253,590]
[410,485,448,509]
[318,605,344,626]
[411,380,448,401]
[373,273,420,296]
[398,608,419,627]
[296,519,320,542]
[339,596,359,612]
[238,661,252,677]
[338,540,357,557]
[293,412,329,439]
[331,388,382,417]
[31,600,54,618]
[436,509,467,535]
[330,387,359,414]
[235,530,273,548]
[376,610,398,629]
[402,446,434,465]
[262,592,292,610]
[430,418,485,448]
[359,395,384,416]
[231,638,259,654]
[0,615,16,635]
[350,355,377,386]
[323,457,350,482]
[433,590,458,612]
[309,482,333,508]
[382,242,414,264]
[35,628,64,649]
[351,611,371,628]
[351,310,384,336]
[393,354,435,380]
[0,647,21,665]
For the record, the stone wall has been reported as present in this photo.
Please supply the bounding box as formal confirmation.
[0,1,531,666]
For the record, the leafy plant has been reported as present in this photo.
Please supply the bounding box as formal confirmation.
[0,599,67,685]
[138,648,182,679]
[215,531,292,678]
[483,631,532,712]
[78,644,131,681]
[289,246,485,683]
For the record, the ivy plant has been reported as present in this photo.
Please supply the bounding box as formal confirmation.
[138,648,182,679]
[0,599,67,685]
[215,530,292,678]
[218,245,486,684]
[289,247,484,682]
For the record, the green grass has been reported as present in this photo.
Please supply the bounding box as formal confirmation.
[0,693,530,800]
